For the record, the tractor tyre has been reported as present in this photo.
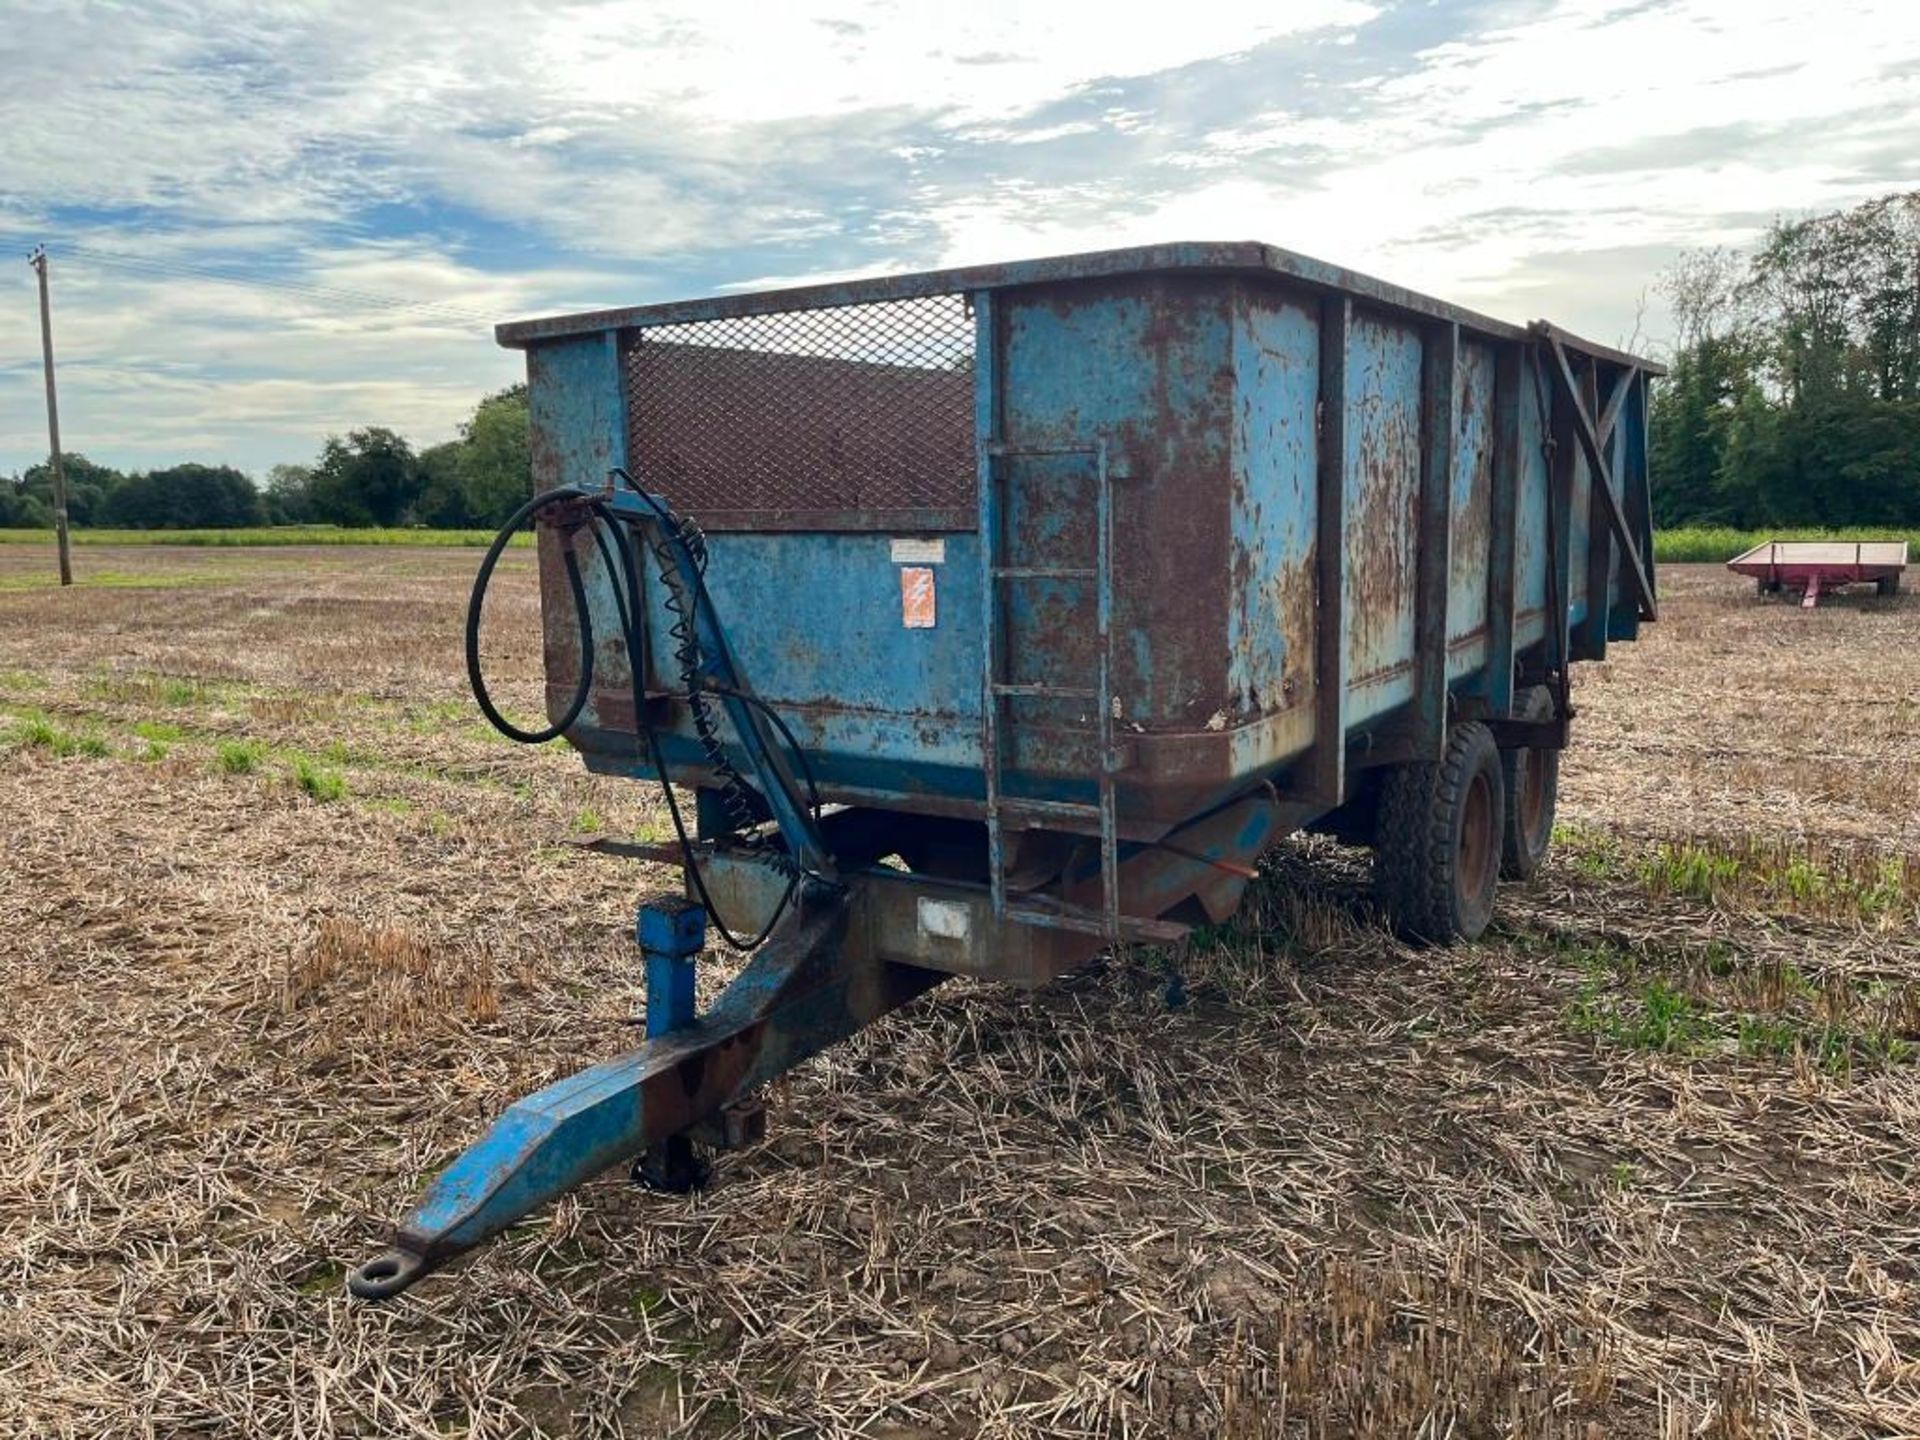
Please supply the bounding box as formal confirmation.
[1499,688,1560,881]
[1373,721,1505,944]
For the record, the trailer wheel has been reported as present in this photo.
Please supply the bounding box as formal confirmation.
[1499,689,1559,881]
[1879,573,1902,597]
[1373,721,1504,944]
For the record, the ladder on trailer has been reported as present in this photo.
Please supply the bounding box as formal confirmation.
[978,440,1134,943]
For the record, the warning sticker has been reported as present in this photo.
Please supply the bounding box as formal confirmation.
[890,537,945,565]
[900,566,937,628]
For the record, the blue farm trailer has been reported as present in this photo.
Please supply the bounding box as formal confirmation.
[349,242,1659,1298]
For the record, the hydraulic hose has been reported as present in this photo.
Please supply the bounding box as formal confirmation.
[465,477,824,951]
[465,486,595,743]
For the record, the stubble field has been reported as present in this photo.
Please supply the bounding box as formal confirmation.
[0,545,1916,1439]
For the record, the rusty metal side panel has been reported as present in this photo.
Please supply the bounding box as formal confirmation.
[1226,283,1318,742]
[1342,313,1423,722]
[997,275,1235,752]
[1445,338,1496,679]
[527,334,626,492]
[1512,354,1551,657]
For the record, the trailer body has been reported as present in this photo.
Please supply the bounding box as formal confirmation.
[348,243,1661,1297]
[1727,539,1907,606]
[508,242,1658,978]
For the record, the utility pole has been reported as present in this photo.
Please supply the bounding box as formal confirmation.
[28,246,73,586]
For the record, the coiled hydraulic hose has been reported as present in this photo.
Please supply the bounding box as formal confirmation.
[463,478,822,950]
[465,486,596,743]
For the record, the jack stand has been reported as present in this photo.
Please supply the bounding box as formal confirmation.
[634,1135,709,1194]
[632,894,711,1194]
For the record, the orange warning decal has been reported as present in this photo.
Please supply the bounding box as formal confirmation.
[900,566,936,628]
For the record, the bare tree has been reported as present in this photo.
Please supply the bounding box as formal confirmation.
[1659,246,1746,350]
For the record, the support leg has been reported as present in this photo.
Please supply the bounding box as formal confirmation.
[633,894,709,1194]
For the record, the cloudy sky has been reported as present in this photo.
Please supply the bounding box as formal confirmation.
[3,0,1917,477]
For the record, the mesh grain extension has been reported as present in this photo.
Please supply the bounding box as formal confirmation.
[624,294,976,531]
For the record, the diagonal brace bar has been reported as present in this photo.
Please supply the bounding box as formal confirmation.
[347,899,943,1299]
[1538,332,1657,621]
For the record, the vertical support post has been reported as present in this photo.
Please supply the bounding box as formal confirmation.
[28,247,72,588]
[1548,361,1578,682]
[1618,370,1653,640]
[972,291,1008,921]
[1413,321,1458,756]
[634,893,709,1192]
[526,330,629,490]
[1307,294,1349,807]
[638,893,704,1037]
[1094,441,1119,938]
[1486,343,1521,717]
[1579,359,1612,661]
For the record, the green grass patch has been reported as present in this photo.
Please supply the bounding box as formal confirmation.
[1571,972,1716,1054]
[1735,1014,1799,1059]
[1655,525,1919,564]
[132,720,184,742]
[1637,835,1916,925]
[216,739,264,775]
[0,526,528,548]
[294,1261,347,1297]
[162,677,216,706]
[1638,840,1741,904]
[84,673,226,707]
[1552,822,1625,882]
[403,699,471,734]
[1558,826,1916,927]
[291,756,347,802]
[8,711,108,758]
[0,566,238,593]
[1546,927,1918,1073]
[572,807,605,834]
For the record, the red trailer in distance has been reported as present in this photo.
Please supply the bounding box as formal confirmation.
[1727,540,1908,607]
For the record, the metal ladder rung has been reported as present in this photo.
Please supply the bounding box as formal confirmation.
[990,682,1096,700]
[994,796,1105,826]
[992,566,1096,580]
[1004,899,1188,945]
[983,442,1100,459]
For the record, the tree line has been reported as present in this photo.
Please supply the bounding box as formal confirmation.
[1651,190,1920,528]
[0,386,531,531]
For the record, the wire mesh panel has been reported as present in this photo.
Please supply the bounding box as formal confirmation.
[624,294,977,530]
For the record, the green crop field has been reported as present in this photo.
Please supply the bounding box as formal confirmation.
[1652,525,1918,563]
[0,526,529,548]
